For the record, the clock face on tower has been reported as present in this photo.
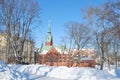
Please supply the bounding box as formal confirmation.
[46,35,51,42]
[47,37,50,41]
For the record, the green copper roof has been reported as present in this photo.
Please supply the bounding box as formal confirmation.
[45,20,52,42]
[38,46,52,53]
[38,45,68,54]
[48,20,51,33]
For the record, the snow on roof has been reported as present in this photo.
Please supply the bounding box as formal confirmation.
[39,45,68,54]
[55,46,68,54]
[55,47,62,53]
[72,48,94,56]
[39,46,52,54]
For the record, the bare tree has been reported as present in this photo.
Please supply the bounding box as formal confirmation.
[0,0,40,63]
[64,21,91,67]
[82,0,120,70]
[82,3,113,70]
[111,27,120,68]
[64,22,74,67]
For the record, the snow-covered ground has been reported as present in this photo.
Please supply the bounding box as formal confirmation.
[0,61,27,80]
[0,61,120,80]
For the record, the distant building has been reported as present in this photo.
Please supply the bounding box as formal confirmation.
[22,40,35,64]
[38,20,95,68]
[0,33,35,64]
[0,34,7,62]
[69,49,95,67]
[71,49,94,57]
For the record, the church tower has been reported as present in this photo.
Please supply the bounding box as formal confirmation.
[45,20,53,46]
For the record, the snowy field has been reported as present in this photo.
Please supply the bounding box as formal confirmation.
[0,61,120,80]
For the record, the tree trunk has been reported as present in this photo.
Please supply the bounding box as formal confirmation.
[100,48,104,70]
[115,52,118,69]
[108,56,111,70]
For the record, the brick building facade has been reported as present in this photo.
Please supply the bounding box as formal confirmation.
[38,20,95,68]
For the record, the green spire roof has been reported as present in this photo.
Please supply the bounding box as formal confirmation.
[48,19,51,33]
[45,20,53,43]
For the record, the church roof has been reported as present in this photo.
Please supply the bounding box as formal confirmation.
[55,46,68,54]
[47,46,60,54]
[38,20,68,55]
[38,45,68,55]
[38,46,52,54]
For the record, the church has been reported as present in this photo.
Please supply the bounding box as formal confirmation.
[37,20,68,66]
[37,20,95,67]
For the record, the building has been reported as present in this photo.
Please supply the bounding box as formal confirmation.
[38,20,68,66]
[38,20,95,68]
[0,34,7,62]
[22,40,35,64]
[71,49,95,67]
[0,33,35,64]
[71,49,94,57]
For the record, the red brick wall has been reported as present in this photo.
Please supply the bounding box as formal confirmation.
[38,54,95,68]
[45,39,53,46]
[80,60,95,68]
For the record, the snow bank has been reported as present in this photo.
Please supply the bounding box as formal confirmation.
[10,64,53,76]
[47,66,119,80]
[0,61,27,80]
[9,64,120,80]
[47,66,79,79]
[115,68,120,78]
[108,67,120,78]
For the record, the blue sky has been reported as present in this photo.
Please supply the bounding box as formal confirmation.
[34,0,106,48]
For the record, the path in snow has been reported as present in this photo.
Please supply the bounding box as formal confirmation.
[31,76,71,80]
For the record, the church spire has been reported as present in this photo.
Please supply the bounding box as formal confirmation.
[48,19,51,33]
[45,19,53,46]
